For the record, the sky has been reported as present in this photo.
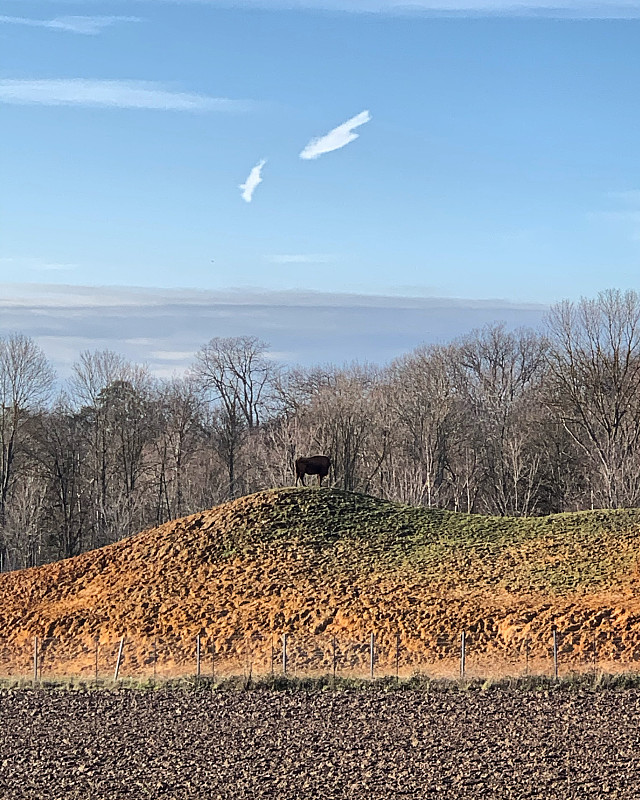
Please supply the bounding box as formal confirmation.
[1,1,640,373]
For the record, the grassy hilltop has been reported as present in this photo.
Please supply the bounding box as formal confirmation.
[2,487,640,676]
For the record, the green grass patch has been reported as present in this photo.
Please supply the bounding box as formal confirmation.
[207,487,640,594]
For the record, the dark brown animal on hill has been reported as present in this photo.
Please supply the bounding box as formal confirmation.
[295,455,331,486]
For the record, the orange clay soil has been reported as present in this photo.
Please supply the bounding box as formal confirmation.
[2,487,640,677]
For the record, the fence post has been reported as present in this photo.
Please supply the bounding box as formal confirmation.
[593,638,597,673]
[114,636,125,681]
[211,641,215,683]
[332,636,337,682]
[525,639,530,677]
[282,633,288,676]
[395,633,400,680]
[94,638,99,684]
[370,632,375,679]
[460,631,466,680]
[271,638,275,676]
[552,627,558,680]
[196,634,201,681]
[245,636,253,682]
[153,639,157,684]
[33,637,39,686]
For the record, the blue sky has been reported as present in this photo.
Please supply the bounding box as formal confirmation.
[1,1,640,371]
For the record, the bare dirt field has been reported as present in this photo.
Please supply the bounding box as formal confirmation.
[1,687,639,799]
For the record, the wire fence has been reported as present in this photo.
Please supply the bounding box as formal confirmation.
[0,626,635,684]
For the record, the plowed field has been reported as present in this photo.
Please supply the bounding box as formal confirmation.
[1,688,639,799]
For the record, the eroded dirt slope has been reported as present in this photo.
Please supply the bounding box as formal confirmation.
[2,487,640,675]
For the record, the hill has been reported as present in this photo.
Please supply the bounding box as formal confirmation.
[2,487,640,678]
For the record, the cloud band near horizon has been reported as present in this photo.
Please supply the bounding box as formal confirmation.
[0,282,547,377]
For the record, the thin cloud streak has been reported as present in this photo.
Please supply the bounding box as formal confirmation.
[266,254,333,264]
[0,15,141,34]
[0,283,547,310]
[300,110,371,160]
[239,159,267,203]
[57,2,640,20]
[0,256,78,272]
[0,79,249,112]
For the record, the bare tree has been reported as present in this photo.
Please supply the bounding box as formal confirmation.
[97,377,153,531]
[296,364,379,492]
[0,334,54,526]
[545,289,640,508]
[151,378,204,523]
[452,324,548,516]
[386,346,454,507]
[1,470,47,570]
[193,336,275,498]
[69,350,130,535]
[194,336,273,429]
[69,350,152,542]
[32,398,89,559]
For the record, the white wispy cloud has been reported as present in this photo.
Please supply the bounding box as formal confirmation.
[300,110,371,161]
[0,15,141,35]
[266,254,333,264]
[54,2,640,20]
[0,256,78,272]
[0,79,248,112]
[239,159,267,203]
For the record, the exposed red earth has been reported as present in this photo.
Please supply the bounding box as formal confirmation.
[2,487,640,679]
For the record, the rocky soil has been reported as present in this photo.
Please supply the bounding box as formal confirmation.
[1,688,639,799]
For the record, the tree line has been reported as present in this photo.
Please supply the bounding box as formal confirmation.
[2,288,640,571]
